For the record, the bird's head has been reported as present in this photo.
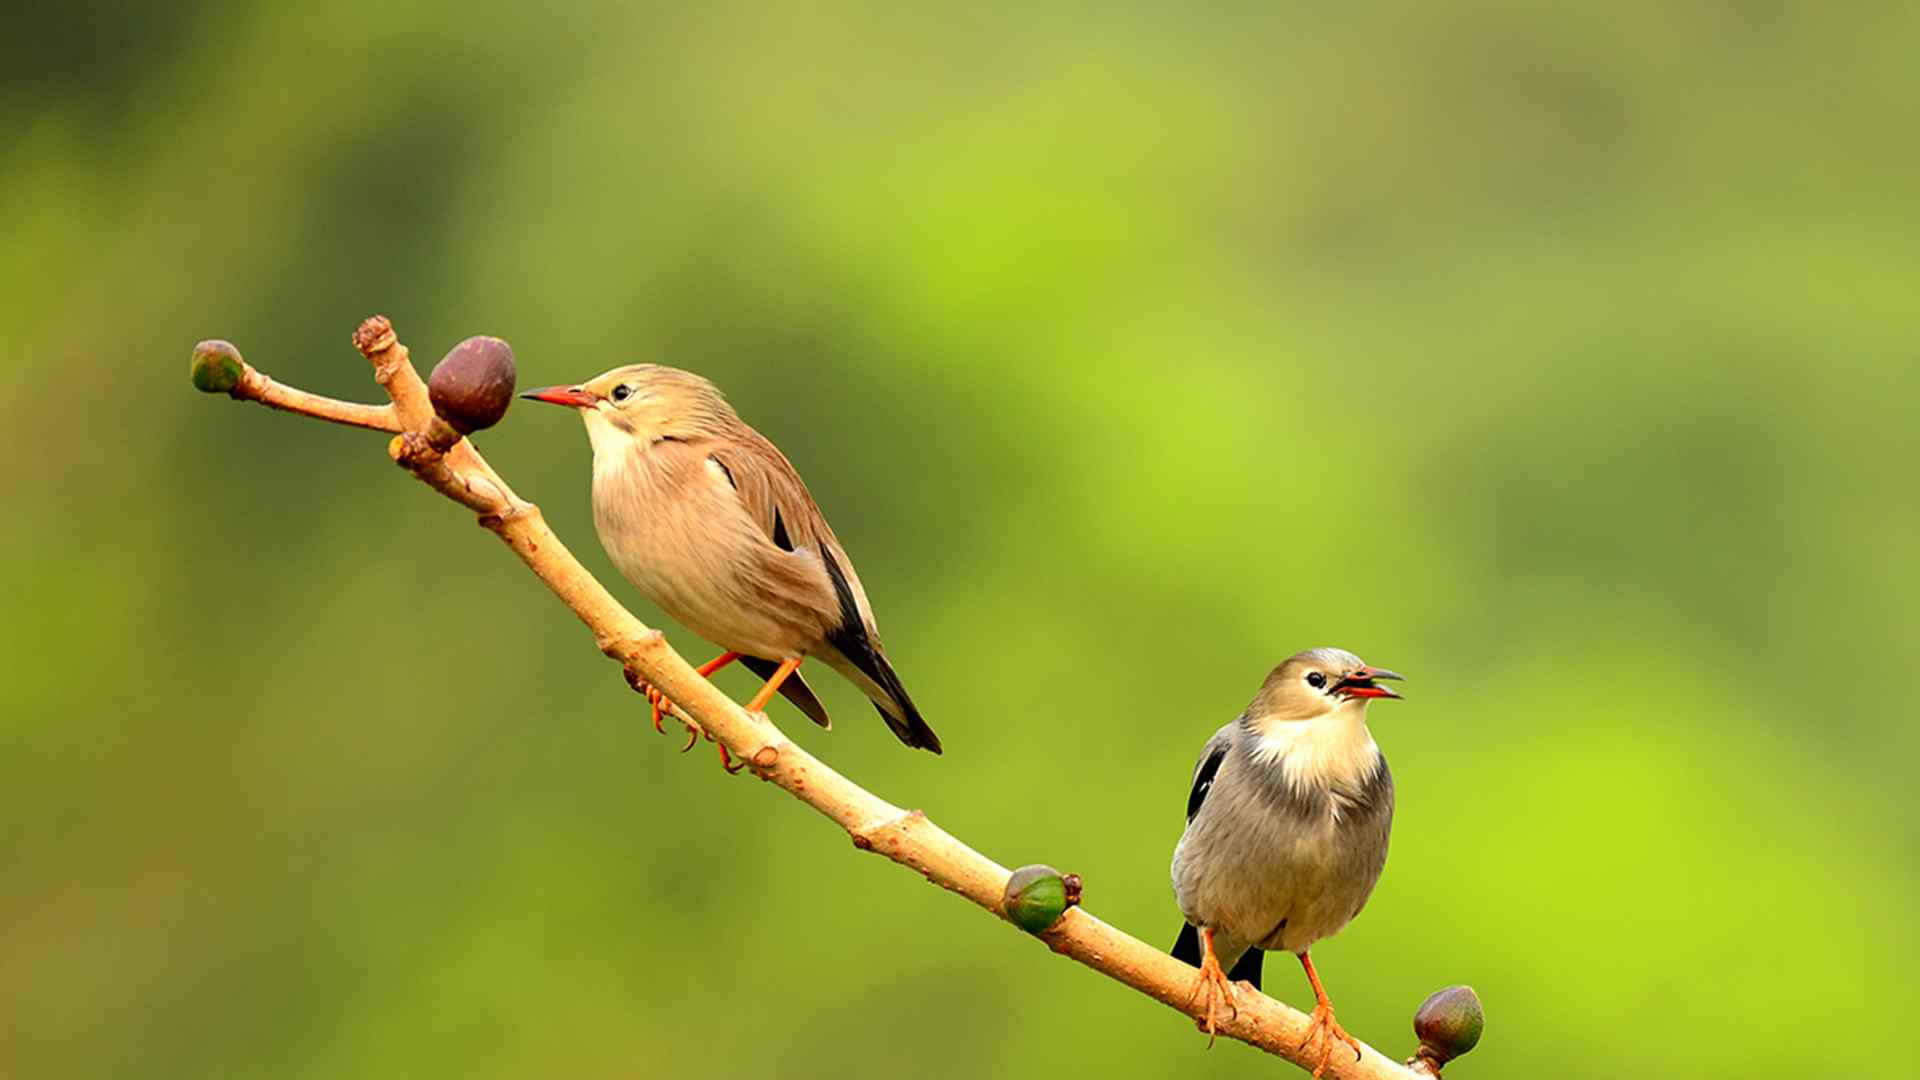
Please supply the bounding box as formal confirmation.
[522,364,736,447]
[1252,647,1404,722]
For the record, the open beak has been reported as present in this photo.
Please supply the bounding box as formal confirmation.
[1337,665,1405,700]
[520,385,599,408]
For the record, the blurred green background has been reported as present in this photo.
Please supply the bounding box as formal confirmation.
[4,2,1916,1077]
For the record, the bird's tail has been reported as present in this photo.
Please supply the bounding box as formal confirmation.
[860,647,942,754]
[816,548,942,754]
[1170,925,1264,992]
[1172,924,1202,966]
[820,630,942,754]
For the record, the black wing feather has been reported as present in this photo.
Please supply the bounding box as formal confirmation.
[1186,742,1228,821]
[771,506,793,552]
[1173,737,1262,989]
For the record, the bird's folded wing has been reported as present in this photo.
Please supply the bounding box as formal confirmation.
[706,435,834,554]
[1186,727,1235,822]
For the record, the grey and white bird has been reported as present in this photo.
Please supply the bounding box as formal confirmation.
[522,365,940,768]
[1170,647,1403,1075]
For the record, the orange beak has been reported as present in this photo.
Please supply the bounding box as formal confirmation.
[1336,666,1405,700]
[520,385,598,408]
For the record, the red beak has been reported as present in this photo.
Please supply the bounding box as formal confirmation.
[1337,665,1405,700]
[520,385,599,408]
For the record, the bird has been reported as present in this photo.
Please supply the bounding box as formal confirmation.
[1169,647,1403,1076]
[521,364,941,768]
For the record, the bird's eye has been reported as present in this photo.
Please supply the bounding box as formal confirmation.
[1306,671,1327,689]
[610,384,632,402]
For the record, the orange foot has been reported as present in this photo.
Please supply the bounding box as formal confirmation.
[1184,927,1239,1048]
[1299,1000,1362,1078]
[625,651,745,773]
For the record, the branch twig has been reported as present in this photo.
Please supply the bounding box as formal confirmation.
[230,362,399,431]
[196,317,1470,1079]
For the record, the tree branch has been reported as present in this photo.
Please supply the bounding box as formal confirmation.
[193,317,1478,1079]
[229,360,400,431]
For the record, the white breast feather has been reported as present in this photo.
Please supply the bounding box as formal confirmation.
[1247,704,1381,820]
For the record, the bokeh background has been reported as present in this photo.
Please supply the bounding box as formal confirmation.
[5,3,1916,1077]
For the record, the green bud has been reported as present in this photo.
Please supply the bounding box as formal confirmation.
[428,335,517,434]
[1413,985,1484,1065]
[1003,864,1078,933]
[190,339,244,394]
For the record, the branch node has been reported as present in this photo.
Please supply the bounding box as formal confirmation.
[425,417,464,454]
[391,431,445,470]
[352,315,397,359]
[233,367,268,401]
[852,809,927,855]
[477,495,536,531]
[601,630,666,664]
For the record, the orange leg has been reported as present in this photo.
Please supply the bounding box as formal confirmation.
[1296,950,1362,1078]
[1183,927,1239,1047]
[744,656,802,714]
[696,651,743,679]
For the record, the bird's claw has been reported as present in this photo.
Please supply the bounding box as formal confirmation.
[1299,1001,1362,1078]
[1185,951,1238,1048]
[629,675,736,773]
[626,672,675,735]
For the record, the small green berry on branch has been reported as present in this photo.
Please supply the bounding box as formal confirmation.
[190,339,245,394]
[1002,864,1083,933]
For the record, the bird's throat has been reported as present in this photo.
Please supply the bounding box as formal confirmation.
[1245,706,1382,797]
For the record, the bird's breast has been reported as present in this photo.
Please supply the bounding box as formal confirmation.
[589,444,834,657]
[1172,749,1394,954]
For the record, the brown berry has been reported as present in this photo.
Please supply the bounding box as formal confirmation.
[428,335,517,433]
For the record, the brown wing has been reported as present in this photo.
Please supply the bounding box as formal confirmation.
[705,431,841,563]
[705,428,941,753]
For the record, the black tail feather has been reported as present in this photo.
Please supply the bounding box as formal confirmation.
[818,547,942,754]
[1228,946,1263,990]
[863,654,941,754]
[1170,925,1263,992]
[1172,924,1201,966]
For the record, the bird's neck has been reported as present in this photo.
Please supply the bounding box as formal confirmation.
[583,411,638,467]
[1243,704,1381,796]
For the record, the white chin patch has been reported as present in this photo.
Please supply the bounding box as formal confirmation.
[583,410,629,462]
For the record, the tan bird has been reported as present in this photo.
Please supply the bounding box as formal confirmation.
[523,365,941,767]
